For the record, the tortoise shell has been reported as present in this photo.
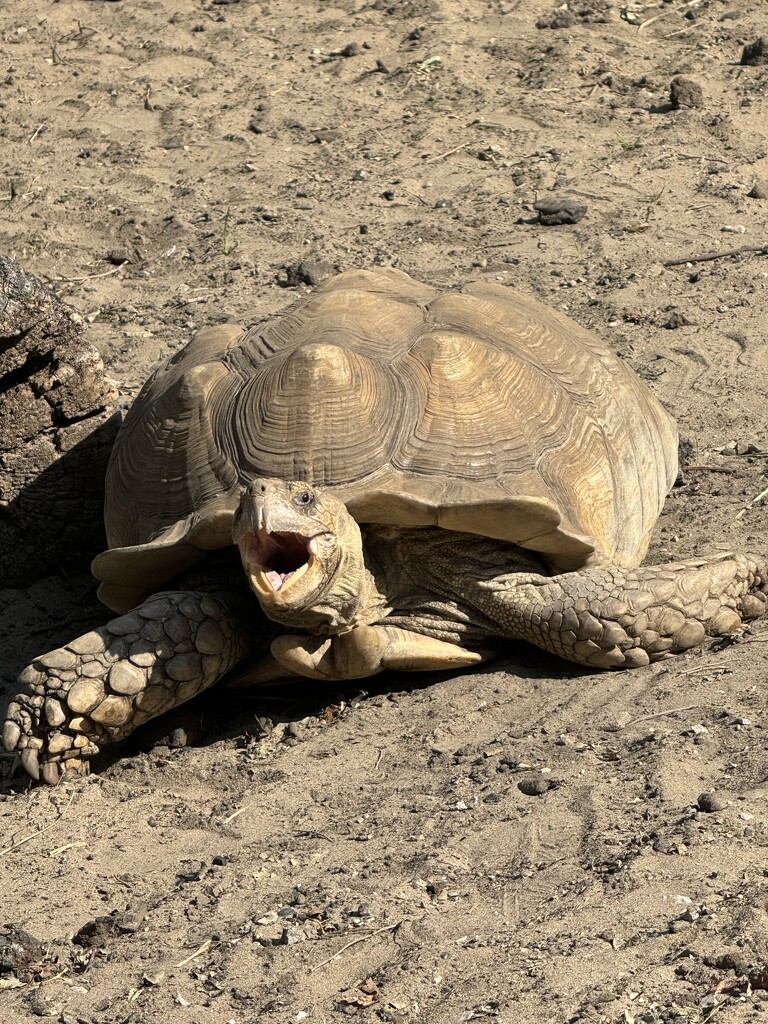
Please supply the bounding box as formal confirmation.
[93,268,678,612]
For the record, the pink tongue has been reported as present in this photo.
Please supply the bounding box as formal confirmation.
[266,569,294,591]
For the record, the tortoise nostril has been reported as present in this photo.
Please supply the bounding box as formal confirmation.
[260,483,267,493]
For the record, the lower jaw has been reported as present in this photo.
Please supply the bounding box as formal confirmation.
[248,562,313,603]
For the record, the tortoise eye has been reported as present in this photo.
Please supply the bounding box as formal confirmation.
[294,490,314,507]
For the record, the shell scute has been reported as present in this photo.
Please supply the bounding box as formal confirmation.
[94,269,679,610]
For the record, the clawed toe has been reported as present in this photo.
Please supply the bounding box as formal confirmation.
[20,747,41,781]
[4,680,99,785]
[3,719,21,751]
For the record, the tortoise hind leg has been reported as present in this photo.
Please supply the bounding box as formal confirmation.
[472,552,767,669]
[3,589,260,784]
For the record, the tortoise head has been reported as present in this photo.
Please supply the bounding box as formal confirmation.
[233,479,370,632]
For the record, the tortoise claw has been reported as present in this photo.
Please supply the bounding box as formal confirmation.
[3,720,21,752]
[21,747,40,781]
[42,761,61,786]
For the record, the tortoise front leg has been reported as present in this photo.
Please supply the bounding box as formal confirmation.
[472,552,767,669]
[3,589,263,784]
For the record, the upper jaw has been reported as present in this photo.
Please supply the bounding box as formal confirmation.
[234,479,338,605]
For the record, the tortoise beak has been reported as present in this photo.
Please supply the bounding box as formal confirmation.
[233,479,330,599]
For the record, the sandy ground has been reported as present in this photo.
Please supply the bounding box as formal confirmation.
[2,0,768,1022]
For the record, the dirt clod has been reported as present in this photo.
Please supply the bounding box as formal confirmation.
[670,76,704,110]
[517,774,553,796]
[740,37,768,66]
[533,196,588,225]
[697,791,729,813]
[284,261,336,288]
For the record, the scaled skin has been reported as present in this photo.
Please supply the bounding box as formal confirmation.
[4,478,767,783]
[232,480,768,681]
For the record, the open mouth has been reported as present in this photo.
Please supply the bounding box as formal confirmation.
[245,530,313,592]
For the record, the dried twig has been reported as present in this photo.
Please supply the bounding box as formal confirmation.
[54,264,125,284]
[424,142,469,164]
[222,806,248,825]
[0,792,76,857]
[664,244,768,267]
[734,484,768,520]
[175,938,212,968]
[400,187,429,207]
[638,0,702,32]
[627,704,708,726]
[309,922,401,973]
[48,840,86,857]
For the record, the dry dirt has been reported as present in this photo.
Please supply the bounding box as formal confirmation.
[2,1,768,1022]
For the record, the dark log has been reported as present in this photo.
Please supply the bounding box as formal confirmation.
[0,256,119,587]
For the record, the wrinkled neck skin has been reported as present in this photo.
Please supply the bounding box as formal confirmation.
[360,523,548,645]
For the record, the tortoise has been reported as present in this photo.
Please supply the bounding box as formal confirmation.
[4,267,766,784]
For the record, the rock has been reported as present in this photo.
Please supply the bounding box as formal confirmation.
[533,196,587,225]
[518,775,552,796]
[670,76,704,110]
[536,10,576,29]
[0,925,45,981]
[72,914,121,948]
[284,261,336,288]
[748,180,768,199]
[662,310,691,330]
[0,256,118,587]
[740,38,768,66]
[697,791,728,813]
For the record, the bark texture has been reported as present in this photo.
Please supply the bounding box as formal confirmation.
[0,255,118,586]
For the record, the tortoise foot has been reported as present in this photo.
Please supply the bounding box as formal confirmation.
[3,591,252,783]
[2,688,99,782]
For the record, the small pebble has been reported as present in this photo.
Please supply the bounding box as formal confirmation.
[748,180,768,199]
[697,791,728,813]
[313,128,340,144]
[284,260,335,287]
[169,727,189,748]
